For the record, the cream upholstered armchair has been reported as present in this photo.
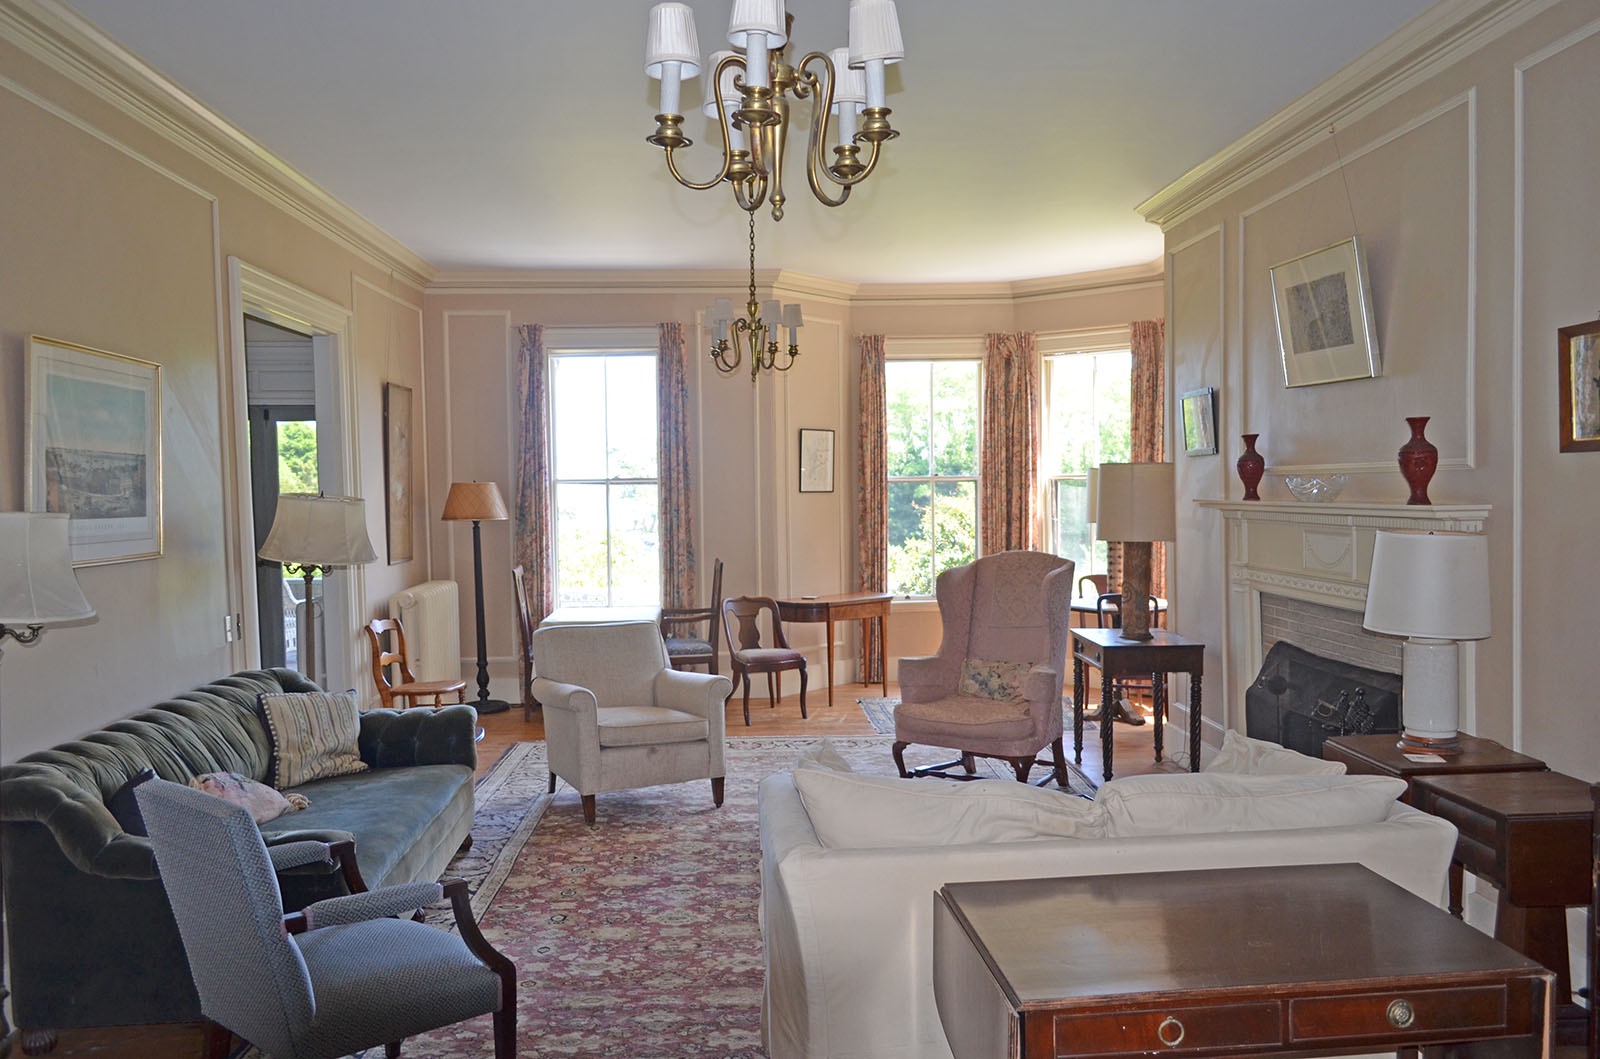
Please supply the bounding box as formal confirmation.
[530,620,734,825]
[892,550,1075,785]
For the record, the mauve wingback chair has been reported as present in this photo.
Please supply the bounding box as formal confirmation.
[892,550,1075,785]
[133,777,516,1059]
[530,620,733,825]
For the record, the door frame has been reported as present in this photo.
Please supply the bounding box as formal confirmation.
[225,257,366,692]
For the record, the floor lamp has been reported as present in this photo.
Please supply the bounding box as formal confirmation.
[443,481,510,714]
[1094,462,1175,642]
[258,493,378,686]
[1362,529,1490,754]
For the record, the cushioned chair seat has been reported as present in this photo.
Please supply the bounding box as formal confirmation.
[894,694,1035,740]
[737,647,805,666]
[597,706,709,747]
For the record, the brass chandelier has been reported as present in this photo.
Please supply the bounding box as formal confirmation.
[645,0,903,380]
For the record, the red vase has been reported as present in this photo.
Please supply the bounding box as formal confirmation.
[1236,434,1265,501]
[1397,416,1438,505]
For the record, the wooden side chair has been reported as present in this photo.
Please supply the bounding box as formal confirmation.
[364,618,468,711]
[512,564,538,721]
[722,595,807,727]
[661,557,723,675]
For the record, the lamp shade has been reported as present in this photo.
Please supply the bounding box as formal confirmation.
[645,2,701,77]
[1363,530,1490,640]
[1094,463,1175,543]
[258,494,378,568]
[442,481,509,522]
[848,0,905,65]
[727,0,786,49]
[1086,466,1100,524]
[828,46,866,111]
[0,512,94,625]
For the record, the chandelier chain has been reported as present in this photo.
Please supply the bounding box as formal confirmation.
[747,210,758,307]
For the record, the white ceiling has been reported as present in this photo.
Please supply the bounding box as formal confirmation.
[62,0,1438,285]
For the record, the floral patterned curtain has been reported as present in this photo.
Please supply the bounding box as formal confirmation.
[657,322,697,608]
[513,324,554,623]
[856,334,887,684]
[979,331,1040,554]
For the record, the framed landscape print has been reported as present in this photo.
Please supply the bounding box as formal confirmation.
[26,335,162,564]
[1180,387,1218,455]
[798,428,834,493]
[383,382,415,562]
[1558,317,1600,452]
[1269,237,1382,388]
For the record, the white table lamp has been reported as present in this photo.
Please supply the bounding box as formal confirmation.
[1362,529,1490,754]
[1094,463,1175,641]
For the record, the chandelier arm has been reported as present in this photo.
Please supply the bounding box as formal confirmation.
[662,145,733,192]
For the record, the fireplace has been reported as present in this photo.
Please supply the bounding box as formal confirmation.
[1197,499,1491,741]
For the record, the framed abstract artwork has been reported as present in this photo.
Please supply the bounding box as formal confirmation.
[383,381,414,562]
[1269,237,1382,388]
[798,428,834,493]
[26,335,162,565]
[1558,317,1600,452]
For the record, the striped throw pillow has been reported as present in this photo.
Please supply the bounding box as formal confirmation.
[257,690,369,789]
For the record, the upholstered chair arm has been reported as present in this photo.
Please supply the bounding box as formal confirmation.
[267,840,336,872]
[531,677,598,719]
[652,668,734,719]
[1022,665,1062,704]
[295,880,445,931]
[899,654,962,704]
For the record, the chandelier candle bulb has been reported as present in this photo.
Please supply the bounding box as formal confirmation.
[782,303,803,345]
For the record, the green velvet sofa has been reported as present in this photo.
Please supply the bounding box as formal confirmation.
[0,668,479,1050]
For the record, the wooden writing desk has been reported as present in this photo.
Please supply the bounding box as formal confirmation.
[776,592,891,709]
[933,863,1553,1059]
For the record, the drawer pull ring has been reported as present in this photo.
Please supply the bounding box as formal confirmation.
[1386,999,1415,1028]
[1157,1016,1185,1047]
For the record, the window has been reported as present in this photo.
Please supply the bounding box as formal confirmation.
[548,341,658,606]
[885,357,980,597]
[1042,347,1131,580]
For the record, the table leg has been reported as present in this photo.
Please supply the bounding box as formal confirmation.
[1496,898,1573,1005]
[1073,656,1085,764]
[1101,670,1116,781]
[1153,677,1166,762]
[824,615,836,709]
[1188,670,1202,773]
[878,606,889,698]
[1447,861,1465,918]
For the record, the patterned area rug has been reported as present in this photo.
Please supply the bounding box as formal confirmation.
[281,736,965,1059]
[857,697,1099,796]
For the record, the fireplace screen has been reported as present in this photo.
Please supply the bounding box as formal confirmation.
[1245,641,1402,757]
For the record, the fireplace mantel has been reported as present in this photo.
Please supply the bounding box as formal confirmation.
[1196,499,1492,731]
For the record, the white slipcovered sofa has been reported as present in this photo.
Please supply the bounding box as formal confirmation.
[757,734,1460,1059]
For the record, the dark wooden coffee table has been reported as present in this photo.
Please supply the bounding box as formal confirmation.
[933,864,1554,1059]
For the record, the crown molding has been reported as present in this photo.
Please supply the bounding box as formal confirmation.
[1138,0,1563,228]
[852,259,1165,307]
[427,267,856,299]
[1,0,436,288]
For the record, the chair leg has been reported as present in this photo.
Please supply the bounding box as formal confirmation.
[1049,737,1070,789]
[711,775,725,808]
[492,1003,517,1059]
[201,1022,233,1059]
[582,794,596,825]
[385,1043,402,1059]
[741,673,752,727]
[1010,757,1033,783]
[892,740,912,778]
[548,771,557,793]
[797,664,808,719]
[960,752,977,775]
[767,671,777,707]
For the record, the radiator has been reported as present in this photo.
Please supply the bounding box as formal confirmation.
[388,580,462,683]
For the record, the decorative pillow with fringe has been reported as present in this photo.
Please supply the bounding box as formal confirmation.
[256,689,369,789]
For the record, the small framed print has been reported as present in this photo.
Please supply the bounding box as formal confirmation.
[383,382,414,562]
[1558,317,1600,452]
[1269,236,1382,387]
[26,335,163,565]
[1180,387,1218,456]
[798,428,834,493]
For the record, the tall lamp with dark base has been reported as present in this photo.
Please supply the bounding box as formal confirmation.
[443,481,511,714]
[1094,462,1176,642]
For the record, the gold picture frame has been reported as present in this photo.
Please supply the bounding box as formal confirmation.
[26,335,163,565]
[1558,318,1600,453]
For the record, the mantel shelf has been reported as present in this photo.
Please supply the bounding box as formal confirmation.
[1196,499,1492,518]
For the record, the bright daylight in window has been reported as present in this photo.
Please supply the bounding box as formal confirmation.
[1043,348,1131,580]
[885,359,979,597]
[549,351,659,606]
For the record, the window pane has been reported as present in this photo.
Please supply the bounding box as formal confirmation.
[1054,478,1093,574]
[887,480,932,596]
[606,356,657,479]
[885,361,930,477]
[931,480,977,576]
[276,420,318,494]
[555,482,608,605]
[931,362,978,476]
[608,483,660,605]
[552,357,607,479]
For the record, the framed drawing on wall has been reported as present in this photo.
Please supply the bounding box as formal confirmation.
[26,335,162,565]
[798,428,834,493]
[1180,387,1218,455]
[1559,317,1600,452]
[383,382,414,562]
[1269,237,1382,387]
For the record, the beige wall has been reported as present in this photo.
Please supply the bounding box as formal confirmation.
[0,26,428,757]
[1154,0,1599,781]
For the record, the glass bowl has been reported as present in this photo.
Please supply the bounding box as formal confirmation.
[1284,475,1348,502]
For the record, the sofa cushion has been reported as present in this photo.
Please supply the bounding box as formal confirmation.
[1205,728,1347,776]
[258,689,369,789]
[596,705,707,748]
[1096,772,1406,837]
[792,767,1104,849]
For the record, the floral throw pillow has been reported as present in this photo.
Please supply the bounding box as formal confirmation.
[189,771,309,824]
[958,658,1034,701]
[257,690,369,789]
